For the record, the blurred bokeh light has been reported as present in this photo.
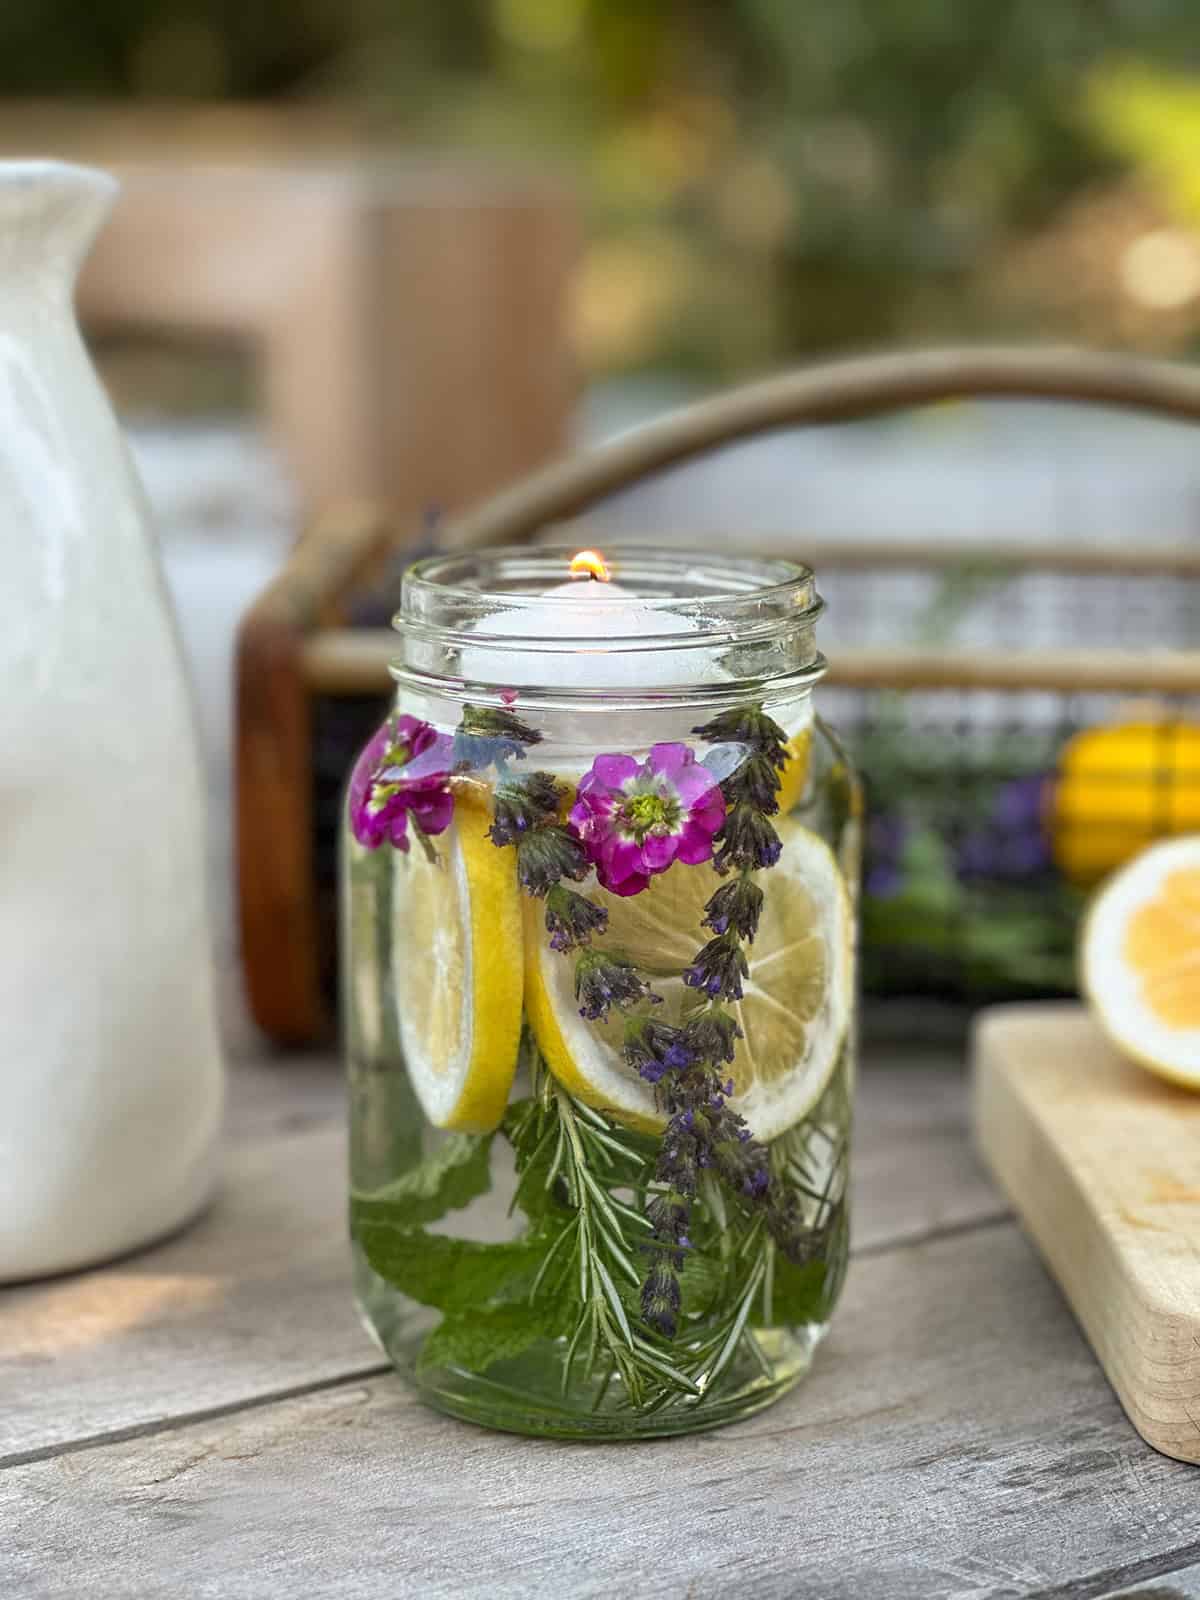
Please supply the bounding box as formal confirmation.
[3,2,1200,378]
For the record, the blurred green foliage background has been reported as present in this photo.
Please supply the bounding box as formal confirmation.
[5,1,1200,375]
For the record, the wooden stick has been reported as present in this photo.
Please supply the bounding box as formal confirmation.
[439,347,1200,551]
[604,537,1200,578]
[236,504,395,1043]
[300,631,1200,698]
[825,648,1200,694]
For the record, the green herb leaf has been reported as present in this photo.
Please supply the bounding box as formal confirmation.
[761,1254,827,1327]
[350,1133,494,1228]
[417,1302,558,1375]
[504,1105,569,1223]
[356,1222,540,1311]
[678,1248,727,1319]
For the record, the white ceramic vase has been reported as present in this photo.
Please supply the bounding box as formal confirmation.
[0,161,224,1281]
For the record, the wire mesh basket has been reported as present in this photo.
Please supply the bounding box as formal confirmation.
[304,542,1200,1009]
[811,544,1200,1000]
[239,349,1200,1041]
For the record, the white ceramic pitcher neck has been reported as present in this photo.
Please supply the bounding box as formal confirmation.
[0,160,117,299]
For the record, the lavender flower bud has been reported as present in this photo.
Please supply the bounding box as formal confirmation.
[712,805,782,874]
[646,1192,691,1248]
[452,704,542,772]
[466,705,542,744]
[683,1007,742,1065]
[716,1135,771,1199]
[703,878,764,940]
[543,885,608,952]
[765,1187,820,1265]
[721,751,783,813]
[623,1019,694,1083]
[640,1255,684,1337]
[694,705,789,759]
[683,931,750,1002]
[574,950,660,1022]
[515,825,590,897]
[488,772,565,847]
[655,1120,703,1196]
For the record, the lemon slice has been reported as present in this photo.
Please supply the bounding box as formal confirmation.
[390,797,524,1132]
[776,726,813,815]
[1080,836,1200,1087]
[525,817,853,1140]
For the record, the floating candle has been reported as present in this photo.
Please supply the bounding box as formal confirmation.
[458,549,726,691]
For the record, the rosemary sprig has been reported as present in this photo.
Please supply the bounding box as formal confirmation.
[505,1064,702,1407]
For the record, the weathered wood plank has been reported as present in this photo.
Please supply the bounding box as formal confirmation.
[853,1057,1006,1252]
[3,1224,1196,1600]
[0,1061,999,1463]
[0,1126,374,1463]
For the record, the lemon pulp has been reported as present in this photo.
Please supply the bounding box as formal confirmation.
[526,816,853,1140]
[1080,836,1200,1087]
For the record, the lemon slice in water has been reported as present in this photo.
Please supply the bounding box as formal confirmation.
[776,726,812,815]
[390,798,524,1132]
[525,816,853,1140]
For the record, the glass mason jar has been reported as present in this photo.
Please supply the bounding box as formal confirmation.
[343,549,859,1439]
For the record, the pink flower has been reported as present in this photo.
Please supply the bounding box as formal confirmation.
[349,714,454,851]
[569,743,726,897]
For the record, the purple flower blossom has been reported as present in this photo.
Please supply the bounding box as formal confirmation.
[349,714,454,851]
[568,743,726,897]
[956,775,1053,882]
[865,812,908,899]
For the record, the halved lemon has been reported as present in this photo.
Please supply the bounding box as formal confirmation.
[525,816,854,1140]
[390,796,524,1132]
[1080,835,1200,1087]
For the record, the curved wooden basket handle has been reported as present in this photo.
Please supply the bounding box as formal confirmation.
[440,347,1200,551]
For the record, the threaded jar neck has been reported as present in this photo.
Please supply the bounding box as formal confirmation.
[392,547,826,717]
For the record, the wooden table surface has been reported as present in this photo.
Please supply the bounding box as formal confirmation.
[4,1046,1199,1600]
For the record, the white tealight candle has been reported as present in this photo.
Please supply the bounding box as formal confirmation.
[459,551,727,691]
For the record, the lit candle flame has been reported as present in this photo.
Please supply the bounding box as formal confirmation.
[568,549,611,582]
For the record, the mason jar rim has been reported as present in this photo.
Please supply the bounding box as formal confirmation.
[391,546,826,709]
[398,547,821,634]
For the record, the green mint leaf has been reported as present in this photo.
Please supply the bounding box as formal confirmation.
[355,1221,540,1312]
[417,1302,557,1376]
[759,1255,827,1327]
[350,1133,494,1228]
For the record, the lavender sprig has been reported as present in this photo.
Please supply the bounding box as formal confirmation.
[638,705,817,1336]
[465,698,817,1358]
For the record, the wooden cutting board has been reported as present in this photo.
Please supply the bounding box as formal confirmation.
[972,1001,1200,1464]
